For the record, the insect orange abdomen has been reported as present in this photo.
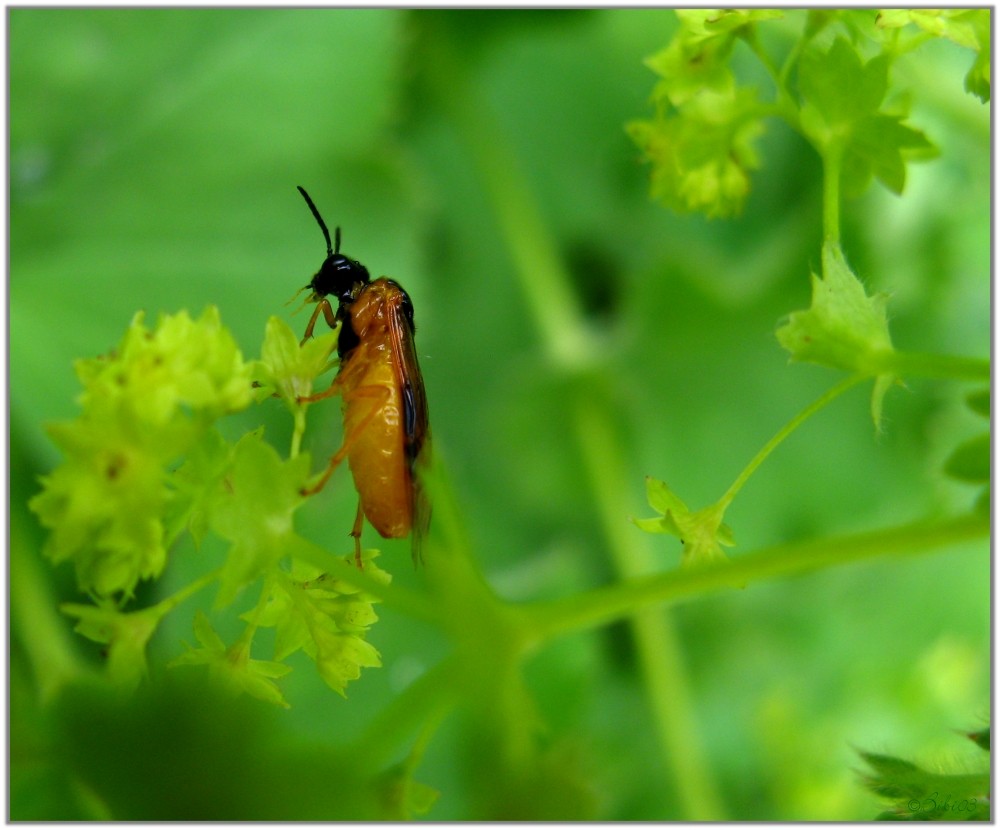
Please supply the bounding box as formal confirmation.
[340,281,413,539]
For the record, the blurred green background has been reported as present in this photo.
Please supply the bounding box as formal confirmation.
[10,9,989,821]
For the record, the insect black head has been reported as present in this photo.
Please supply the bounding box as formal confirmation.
[297,185,370,305]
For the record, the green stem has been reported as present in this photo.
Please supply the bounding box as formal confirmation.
[573,397,725,820]
[290,405,306,459]
[426,27,592,371]
[744,26,781,85]
[879,350,990,382]
[822,145,842,245]
[148,566,222,619]
[232,572,273,652]
[717,374,865,511]
[528,513,987,641]
[777,28,805,91]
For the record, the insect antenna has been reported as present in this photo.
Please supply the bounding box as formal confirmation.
[297,185,336,257]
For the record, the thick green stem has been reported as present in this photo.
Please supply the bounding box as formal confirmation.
[527,513,987,641]
[426,29,592,372]
[878,350,990,382]
[574,397,725,820]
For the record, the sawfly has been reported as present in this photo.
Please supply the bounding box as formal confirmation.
[293,186,430,566]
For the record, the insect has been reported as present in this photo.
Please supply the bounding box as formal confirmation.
[293,185,430,567]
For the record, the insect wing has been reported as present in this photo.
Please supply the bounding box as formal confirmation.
[386,289,430,561]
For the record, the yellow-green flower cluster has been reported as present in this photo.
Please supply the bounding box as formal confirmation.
[31,307,252,598]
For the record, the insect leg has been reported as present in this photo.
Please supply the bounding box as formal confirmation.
[296,336,364,407]
[301,298,338,344]
[297,377,343,405]
[300,383,391,496]
[350,500,365,568]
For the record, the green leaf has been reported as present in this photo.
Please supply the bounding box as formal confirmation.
[255,557,390,696]
[800,37,889,131]
[968,727,990,751]
[643,475,688,517]
[168,428,233,548]
[632,477,686,538]
[965,388,990,419]
[858,743,990,820]
[60,601,164,690]
[631,515,671,535]
[252,315,338,407]
[377,763,441,820]
[798,37,936,196]
[963,10,990,102]
[776,243,896,427]
[312,627,382,696]
[842,113,936,196]
[943,434,990,483]
[207,430,312,607]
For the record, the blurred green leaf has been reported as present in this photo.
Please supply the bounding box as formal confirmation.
[858,739,990,820]
[50,678,385,819]
[965,388,990,419]
[376,762,440,820]
[60,601,161,690]
[799,37,936,195]
[170,611,292,708]
[842,113,936,196]
[799,38,890,128]
[943,434,990,484]
[967,727,989,751]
